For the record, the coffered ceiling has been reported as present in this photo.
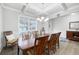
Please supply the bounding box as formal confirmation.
[1,3,79,19]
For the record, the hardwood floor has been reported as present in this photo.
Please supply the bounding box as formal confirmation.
[55,40,79,55]
[0,39,79,55]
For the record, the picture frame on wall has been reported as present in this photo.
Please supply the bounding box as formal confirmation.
[69,21,79,30]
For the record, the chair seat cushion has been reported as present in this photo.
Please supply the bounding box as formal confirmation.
[7,39,17,44]
[6,34,17,43]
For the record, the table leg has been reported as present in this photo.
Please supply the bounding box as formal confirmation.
[17,46,19,55]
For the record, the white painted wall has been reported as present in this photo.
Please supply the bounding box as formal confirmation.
[2,8,20,47]
[3,5,79,43]
[1,7,49,48]
[37,21,49,33]
[51,12,79,38]
[3,8,19,33]
[0,6,3,52]
[2,8,49,34]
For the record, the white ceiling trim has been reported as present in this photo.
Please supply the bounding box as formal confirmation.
[1,4,21,13]
[1,3,79,20]
[61,3,68,10]
[49,4,79,19]
[1,4,37,19]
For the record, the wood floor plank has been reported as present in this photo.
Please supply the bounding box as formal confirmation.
[0,40,79,55]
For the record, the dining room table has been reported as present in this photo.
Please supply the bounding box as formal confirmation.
[17,33,50,55]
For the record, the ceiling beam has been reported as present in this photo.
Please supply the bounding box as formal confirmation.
[1,4,21,13]
[49,5,79,20]
[61,3,68,10]
[1,3,37,19]
[21,3,29,12]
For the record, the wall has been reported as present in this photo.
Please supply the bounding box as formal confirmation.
[3,5,79,42]
[51,12,79,38]
[2,8,20,47]
[0,6,3,52]
[2,8,49,34]
[0,5,50,52]
[3,8,19,33]
[37,20,49,33]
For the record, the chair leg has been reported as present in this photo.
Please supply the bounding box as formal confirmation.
[48,48,50,55]
[17,46,19,55]
[58,40,60,48]
[58,43,59,48]
[54,46,56,53]
[22,50,30,55]
[52,45,56,54]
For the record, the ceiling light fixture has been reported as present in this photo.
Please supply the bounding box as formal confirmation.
[41,16,45,20]
[37,16,49,22]
[37,18,41,21]
[44,18,49,22]
[71,13,76,15]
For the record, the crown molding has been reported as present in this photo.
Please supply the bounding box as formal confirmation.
[1,4,21,13]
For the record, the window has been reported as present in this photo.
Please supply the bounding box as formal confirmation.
[18,16,37,35]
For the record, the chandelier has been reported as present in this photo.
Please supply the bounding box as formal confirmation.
[37,16,49,22]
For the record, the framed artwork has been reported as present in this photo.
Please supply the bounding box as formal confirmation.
[69,21,79,30]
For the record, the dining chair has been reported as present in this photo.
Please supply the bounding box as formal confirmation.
[22,32,30,40]
[34,35,49,55]
[47,34,57,54]
[32,31,38,38]
[56,32,61,48]
[3,31,17,48]
[21,35,49,55]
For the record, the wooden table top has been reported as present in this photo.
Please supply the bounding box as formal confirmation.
[18,34,50,50]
